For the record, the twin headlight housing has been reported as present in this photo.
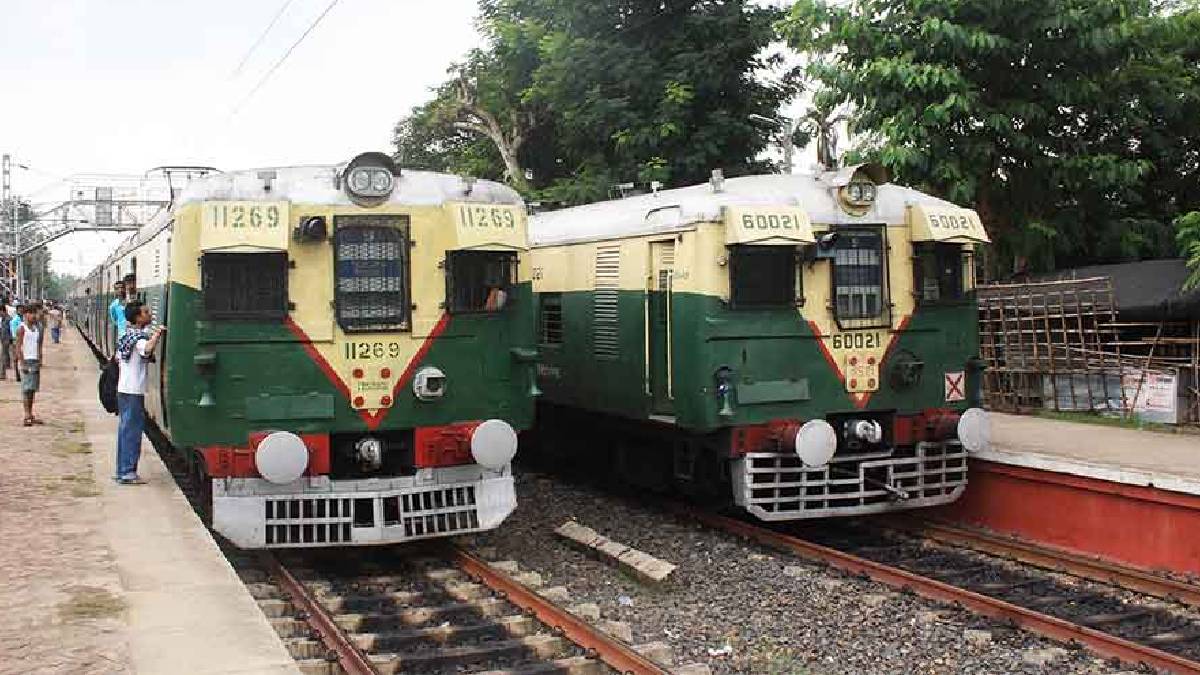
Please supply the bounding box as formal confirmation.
[844,181,876,205]
[341,151,398,206]
[347,166,394,197]
[835,163,890,215]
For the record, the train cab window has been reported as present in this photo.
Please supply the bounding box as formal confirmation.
[201,252,288,320]
[729,245,799,309]
[334,217,410,331]
[913,242,967,304]
[832,229,891,328]
[445,250,517,313]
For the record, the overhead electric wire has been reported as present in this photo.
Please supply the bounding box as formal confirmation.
[231,0,342,115]
[229,0,298,78]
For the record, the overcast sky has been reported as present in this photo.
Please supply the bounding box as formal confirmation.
[0,0,484,275]
[1,0,481,175]
[1,0,807,277]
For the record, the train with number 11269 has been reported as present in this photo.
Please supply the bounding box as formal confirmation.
[527,164,990,520]
[71,152,539,548]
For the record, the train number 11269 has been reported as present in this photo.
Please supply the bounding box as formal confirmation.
[344,341,401,360]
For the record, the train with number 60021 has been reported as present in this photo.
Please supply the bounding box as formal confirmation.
[527,164,990,520]
[70,152,540,548]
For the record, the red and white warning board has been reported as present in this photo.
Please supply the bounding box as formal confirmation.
[944,371,965,402]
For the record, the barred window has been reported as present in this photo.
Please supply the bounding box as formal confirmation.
[540,293,563,346]
[913,242,966,304]
[445,250,517,313]
[832,228,891,329]
[729,245,798,309]
[201,252,288,320]
[334,216,410,332]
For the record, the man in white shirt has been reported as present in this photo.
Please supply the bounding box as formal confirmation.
[115,300,165,485]
[15,305,43,426]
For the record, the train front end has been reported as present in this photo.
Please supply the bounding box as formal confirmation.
[165,154,537,548]
[715,166,991,520]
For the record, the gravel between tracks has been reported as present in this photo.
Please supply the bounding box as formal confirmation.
[470,472,1141,675]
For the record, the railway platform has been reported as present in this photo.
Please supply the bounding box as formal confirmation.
[936,412,1200,575]
[1,330,299,675]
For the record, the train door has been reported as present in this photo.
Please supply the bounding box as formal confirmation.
[157,236,170,429]
[648,240,675,415]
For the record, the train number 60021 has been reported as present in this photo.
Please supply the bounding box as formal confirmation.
[830,332,880,350]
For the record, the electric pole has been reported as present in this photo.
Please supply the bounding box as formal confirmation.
[1,153,13,298]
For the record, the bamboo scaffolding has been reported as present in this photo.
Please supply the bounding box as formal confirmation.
[977,277,1200,422]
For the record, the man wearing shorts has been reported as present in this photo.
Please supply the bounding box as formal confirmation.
[15,305,43,426]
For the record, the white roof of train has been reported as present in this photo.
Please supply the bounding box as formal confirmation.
[529,172,962,247]
[177,165,522,207]
[82,164,523,280]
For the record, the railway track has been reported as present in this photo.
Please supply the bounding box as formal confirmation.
[125,353,672,675]
[238,545,668,675]
[891,518,1200,609]
[684,508,1200,675]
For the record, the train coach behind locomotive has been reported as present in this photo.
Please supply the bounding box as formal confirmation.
[71,152,539,547]
[528,165,990,520]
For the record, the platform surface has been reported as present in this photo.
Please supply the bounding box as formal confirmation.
[981,412,1200,495]
[71,334,300,674]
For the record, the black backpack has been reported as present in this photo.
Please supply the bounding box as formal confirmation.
[99,357,119,414]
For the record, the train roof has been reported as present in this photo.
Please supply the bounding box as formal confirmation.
[84,164,523,279]
[176,165,522,208]
[529,172,964,247]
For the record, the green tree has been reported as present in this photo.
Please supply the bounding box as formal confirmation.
[781,0,1200,273]
[395,0,790,202]
[41,270,78,301]
[1176,211,1200,289]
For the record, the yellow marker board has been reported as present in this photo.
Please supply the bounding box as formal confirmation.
[199,201,291,251]
[909,204,990,243]
[724,206,816,245]
[448,202,528,251]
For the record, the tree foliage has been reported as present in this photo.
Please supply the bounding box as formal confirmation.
[394,0,791,203]
[781,0,1200,273]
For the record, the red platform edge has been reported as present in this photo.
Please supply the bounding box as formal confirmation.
[933,459,1200,575]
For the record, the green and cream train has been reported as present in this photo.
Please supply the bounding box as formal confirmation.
[528,165,990,519]
[72,152,538,547]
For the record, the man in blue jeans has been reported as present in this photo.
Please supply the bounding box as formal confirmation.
[115,300,165,485]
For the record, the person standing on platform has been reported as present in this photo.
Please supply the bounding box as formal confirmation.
[114,300,165,485]
[0,295,13,380]
[108,280,126,351]
[15,305,43,426]
[7,304,22,383]
[47,303,63,344]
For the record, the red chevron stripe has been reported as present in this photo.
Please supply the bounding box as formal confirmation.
[807,315,911,410]
[283,314,452,430]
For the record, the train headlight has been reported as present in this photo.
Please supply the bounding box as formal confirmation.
[957,407,990,453]
[470,419,518,470]
[355,436,384,472]
[843,179,876,207]
[255,431,309,484]
[836,163,888,215]
[341,151,399,205]
[795,419,838,468]
[346,167,393,198]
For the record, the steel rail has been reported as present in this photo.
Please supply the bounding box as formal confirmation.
[687,509,1200,675]
[901,517,1200,608]
[449,545,669,675]
[262,553,379,675]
